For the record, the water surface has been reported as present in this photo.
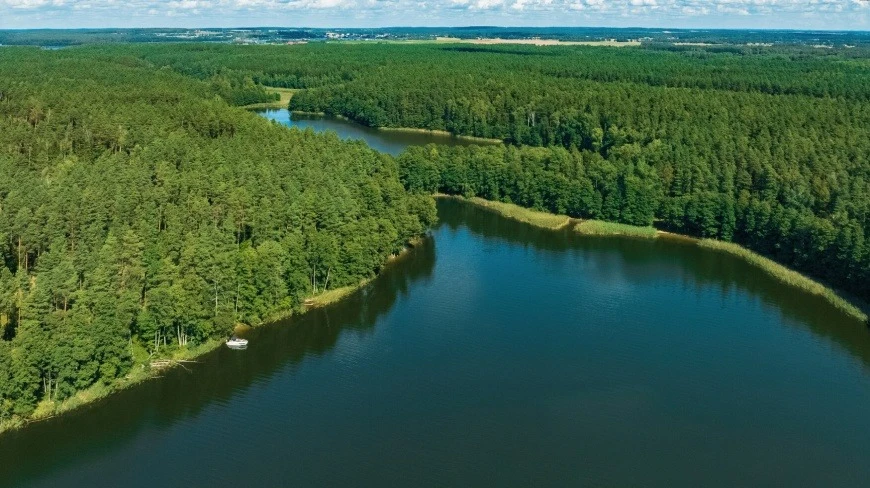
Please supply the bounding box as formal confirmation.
[257,109,500,155]
[2,199,870,487]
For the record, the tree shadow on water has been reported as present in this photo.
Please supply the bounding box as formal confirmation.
[0,237,437,485]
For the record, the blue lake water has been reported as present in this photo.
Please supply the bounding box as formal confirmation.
[2,198,870,487]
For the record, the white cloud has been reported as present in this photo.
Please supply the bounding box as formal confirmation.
[4,0,49,8]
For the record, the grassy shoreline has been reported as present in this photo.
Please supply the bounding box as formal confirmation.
[299,238,420,311]
[0,235,426,437]
[697,239,868,322]
[290,110,328,116]
[288,112,503,144]
[262,105,502,144]
[575,219,658,238]
[2,337,226,436]
[378,126,503,143]
[241,87,298,110]
[436,195,571,230]
[449,195,868,323]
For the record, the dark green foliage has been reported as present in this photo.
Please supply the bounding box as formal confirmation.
[130,43,869,301]
[398,141,869,303]
[0,40,868,423]
[196,41,864,304]
[398,144,661,224]
[0,47,432,417]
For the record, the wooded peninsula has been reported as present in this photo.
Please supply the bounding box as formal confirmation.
[1,41,868,430]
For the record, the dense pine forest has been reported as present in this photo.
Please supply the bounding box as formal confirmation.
[0,47,434,423]
[122,43,870,304]
[1,40,869,428]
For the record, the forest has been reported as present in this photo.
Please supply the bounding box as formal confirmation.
[396,143,869,304]
[0,47,434,422]
[1,40,868,427]
[118,42,868,303]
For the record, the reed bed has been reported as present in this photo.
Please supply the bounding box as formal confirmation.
[698,239,867,322]
[574,220,658,238]
[465,197,571,230]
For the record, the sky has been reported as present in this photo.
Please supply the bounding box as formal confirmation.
[1,0,868,31]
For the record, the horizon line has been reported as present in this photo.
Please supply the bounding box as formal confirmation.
[1,26,870,34]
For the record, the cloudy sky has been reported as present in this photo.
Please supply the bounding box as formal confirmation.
[1,0,868,30]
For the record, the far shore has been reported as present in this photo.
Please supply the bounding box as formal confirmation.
[241,87,298,110]
[378,126,503,143]
[434,37,641,47]
[438,194,869,324]
[256,107,505,144]
[335,38,641,47]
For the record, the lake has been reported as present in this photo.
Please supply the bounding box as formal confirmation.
[256,109,501,155]
[2,197,870,487]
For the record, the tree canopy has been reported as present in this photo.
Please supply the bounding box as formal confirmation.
[1,40,868,425]
[0,47,434,420]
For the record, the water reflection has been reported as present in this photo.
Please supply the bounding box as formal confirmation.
[0,237,436,485]
[440,197,869,370]
[257,109,501,156]
[4,199,870,488]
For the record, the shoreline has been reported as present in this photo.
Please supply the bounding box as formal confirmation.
[242,101,286,110]
[696,239,868,322]
[240,87,297,110]
[575,219,658,238]
[0,235,427,437]
[377,126,503,143]
[261,107,504,144]
[6,195,866,435]
[437,195,571,230]
[441,194,869,324]
[0,336,226,436]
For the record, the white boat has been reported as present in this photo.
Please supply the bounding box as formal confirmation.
[226,337,248,349]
